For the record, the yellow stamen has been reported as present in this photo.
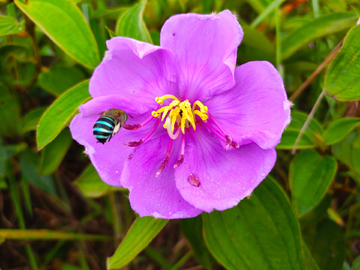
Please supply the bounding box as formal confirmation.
[152,95,208,135]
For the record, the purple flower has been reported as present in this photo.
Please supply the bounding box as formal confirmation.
[70,10,291,219]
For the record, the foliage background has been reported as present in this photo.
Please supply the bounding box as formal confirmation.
[0,0,360,269]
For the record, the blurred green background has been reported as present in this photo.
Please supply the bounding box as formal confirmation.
[1,0,360,269]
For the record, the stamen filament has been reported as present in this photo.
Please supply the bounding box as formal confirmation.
[166,116,181,140]
[156,138,173,177]
[124,118,160,147]
[174,133,186,168]
[123,114,154,130]
[155,95,179,104]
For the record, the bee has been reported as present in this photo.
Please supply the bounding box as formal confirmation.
[93,109,129,144]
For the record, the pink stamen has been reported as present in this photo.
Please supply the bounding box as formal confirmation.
[123,105,161,130]
[174,133,186,168]
[207,113,239,149]
[156,138,173,177]
[124,118,160,147]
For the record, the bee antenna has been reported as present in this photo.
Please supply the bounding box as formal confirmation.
[128,114,134,119]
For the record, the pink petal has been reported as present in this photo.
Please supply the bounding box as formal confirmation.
[160,10,243,102]
[70,95,156,186]
[90,37,176,108]
[121,134,203,219]
[205,61,291,149]
[175,127,276,212]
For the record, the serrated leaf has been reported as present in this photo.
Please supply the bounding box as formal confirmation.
[15,0,100,69]
[0,16,24,36]
[325,24,360,101]
[38,129,73,175]
[282,13,357,59]
[323,118,360,145]
[202,177,304,270]
[37,80,90,150]
[116,0,152,43]
[289,150,337,217]
[38,65,86,96]
[107,216,168,269]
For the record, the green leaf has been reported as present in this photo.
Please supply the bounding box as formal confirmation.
[74,164,118,198]
[332,130,360,179]
[202,177,304,270]
[38,129,73,175]
[323,118,360,145]
[0,82,21,137]
[22,107,46,133]
[302,219,345,270]
[19,149,57,195]
[325,24,360,101]
[0,229,111,241]
[38,65,86,96]
[282,13,357,59]
[37,80,90,150]
[301,240,320,270]
[0,138,6,178]
[352,256,360,270]
[0,177,7,189]
[107,216,168,269]
[299,194,331,226]
[15,0,100,69]
[289,150,337,217]
[277,111,323,150]
[116,0,152,43]
[0,16,24,36]
[181,216,216,270]
[241,22,275,56]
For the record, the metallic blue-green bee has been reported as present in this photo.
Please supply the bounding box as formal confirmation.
[93,109,128,144]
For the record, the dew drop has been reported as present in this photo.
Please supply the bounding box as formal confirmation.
[187,174,200,187]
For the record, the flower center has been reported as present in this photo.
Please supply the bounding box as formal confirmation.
[151,95,208,138]
[122,94,239,177]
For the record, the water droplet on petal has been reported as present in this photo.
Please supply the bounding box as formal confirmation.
[187,174,200,187]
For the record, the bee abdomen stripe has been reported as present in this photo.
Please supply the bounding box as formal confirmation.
[95,120,115,129]
[94,134,109,139]
[93,127,112,133]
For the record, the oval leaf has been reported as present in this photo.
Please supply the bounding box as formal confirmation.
[332,130,360,180]
[203,177,305,270]
[325,24,360,101]
[302,219,345,270]
[38,129,73,175]
[15,0,100,69]
[282,13,357,59]
[289,150,337,217]
[107,216,168,269]
[22,107,47,133]
[74,164,116,198]
[323,118,360,145]
[0,16,24,36]
[277,111,323,150]
[116,0,152,43]
[38,65,86,96]
[37,80,90,150]
[181,216,215,269]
